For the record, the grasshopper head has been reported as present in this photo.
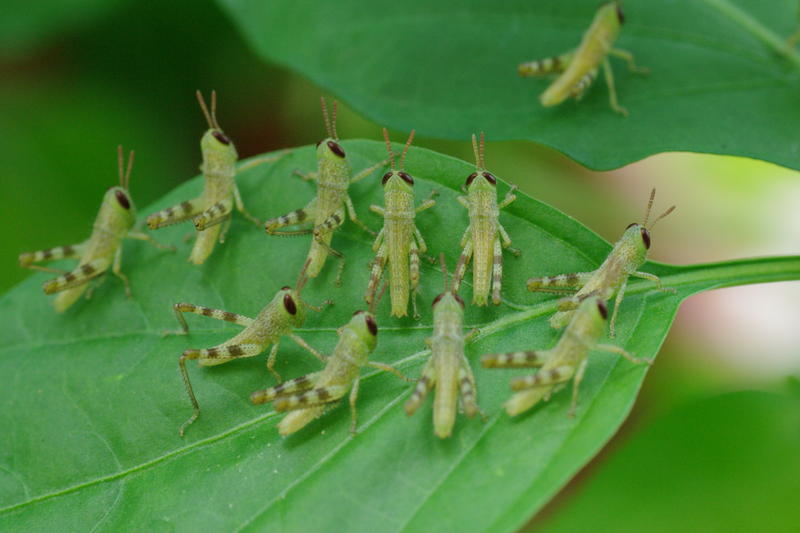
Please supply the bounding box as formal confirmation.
[102,146,137,229]
[465,131,497,193]
[197,90,238,165]
[380,128,416,192]
[316,97,347,163]
[348,310,379,352]
[600,2,624,27]
[276,285,307,327]
[619,188,675,259]
[431,290,465,313]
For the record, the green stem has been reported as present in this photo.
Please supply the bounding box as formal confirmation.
[702,0,800,69]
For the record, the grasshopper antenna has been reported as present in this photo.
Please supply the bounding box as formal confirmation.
[399,129,415,170]
[642,188,676,230]
[124,149,135,190]
[196,90,215,130]
[382,128,396,169]
[478,131,486,170]
[210,90,220,130]
[331,100,339,140]
[320,97,334,139]
[439,253,451,292]
[471,134,481,170]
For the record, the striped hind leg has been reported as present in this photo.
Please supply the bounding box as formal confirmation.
[193,198,233,231]
[273,384,347,412]
[404,357,436,416]
[570,67,599,101]
[518,51,574,76]
[458,362,481,419]
[526,272,592,294]
[490,238,504,305]
[250,372,321,405]
[146,199,202,229]
[481,350,550,369]
[409,239,421,319]
[510,365,575,391]
[452,237,473,293]
[178,342,263,436]
[168,302,254,335]
[265,198,316,236]
[364,235,387,307]
[19,243,85,274]
[42,258,107,295]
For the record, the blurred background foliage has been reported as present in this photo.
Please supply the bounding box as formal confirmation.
[1,0,799,530]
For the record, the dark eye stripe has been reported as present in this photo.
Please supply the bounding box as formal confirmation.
[626,222,637,230]
[432,293,444,307]
[212,131,231,145]
[382,172,393,186]
[482,172,496,185]
[597,300,608,320]
[365,315,378,336]
[616,4,625,24]
[327,140,345,158]
[453,292,465,308]
[641,228,651,249]
[398,171,414,185]
[283,293,297,315]
[115,190,130,210]
[465,172,478,187]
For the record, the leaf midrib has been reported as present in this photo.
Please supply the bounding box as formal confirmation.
[3,255,797,516]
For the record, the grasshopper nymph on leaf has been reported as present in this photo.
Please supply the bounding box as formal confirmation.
[527,188,675,338]
[146,90,277,264]
[364,128,437,318]
[482,296,651,417]
[404,255,482,439]
[171,260,330,436]
[452,132,519,306]
[264,98,386,284]
[19,146,172,312]
[518,1,648,116]
[251,287,410,437]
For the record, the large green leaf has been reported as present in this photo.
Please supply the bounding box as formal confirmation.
[1,141,797,531]
[217,0,800,170]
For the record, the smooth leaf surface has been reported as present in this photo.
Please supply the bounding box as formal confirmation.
[1,141,798,532]
[218,0,800,170]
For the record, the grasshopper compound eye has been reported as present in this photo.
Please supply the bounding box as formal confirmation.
[283,293,297,315]
[115,190,131,210]
[212,131,231,145]
[365,314,378,336]
[398,171,414,185]
[616,3,625,24]
[465,172,478,187]
[596,300,609,320]
[326,140,345,158]
[640,227,651,249]
[481,172,497,186]
[381,171,393,186]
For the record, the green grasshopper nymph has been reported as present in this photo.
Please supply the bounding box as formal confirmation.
[264,98,386,283]
[364,128,437,318]
[404,255,481,439]
[452,132,519,306]
[146,90,267,265]
[518,1,648,116]
[171,260,330,436]
[482,296,651,417]
[250,289,410,437]
[527,188,675,338]
[19,146,172,312]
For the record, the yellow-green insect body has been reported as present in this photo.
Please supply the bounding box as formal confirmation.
[482,296,650,416]
[365,129,436,318]
[518,1,646,115]
[265,98,381,281]
[251,308,407,436]
[527,189,675,337]
[453,133,518,306]
[172,264,328,435]
[146,91,261,265]
[404,259,479,438]
[19,147,168,312]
